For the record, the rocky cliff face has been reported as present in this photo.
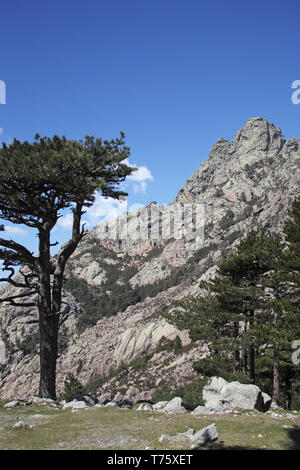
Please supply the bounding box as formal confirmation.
[1,117,300,400]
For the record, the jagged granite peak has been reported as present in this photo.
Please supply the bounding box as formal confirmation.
[1,117,300,400]
[232,117,285,155]
[174,117,296,205]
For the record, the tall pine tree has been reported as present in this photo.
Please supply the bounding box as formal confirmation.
[0,133,135,399]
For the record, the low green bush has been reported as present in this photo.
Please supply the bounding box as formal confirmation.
[62,373,84,402]
[152,378,206,410]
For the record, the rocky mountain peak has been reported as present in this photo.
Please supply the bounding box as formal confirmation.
[232,117,285,156]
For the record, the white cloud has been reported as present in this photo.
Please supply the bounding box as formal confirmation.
[84,193,128,227]
[125,160,154,194]
[128,164,153,182]
[57,212,74,230]
[132,180,148,194]
[4,226,28,236]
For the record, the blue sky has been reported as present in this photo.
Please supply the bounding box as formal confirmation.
[0,0,300,255]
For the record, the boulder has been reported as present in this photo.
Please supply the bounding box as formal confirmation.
[12,421,27,429]
[221,381,264,411]
[202,377,272,412]
[162,397,187,414]
[158,424,218,447]
[4,400,20,408]
[191,405,215,416]
[153,401,168,410]
[191,423,218,446]
[202,377,228,409]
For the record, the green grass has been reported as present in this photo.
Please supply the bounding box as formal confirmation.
[0,403,300,450]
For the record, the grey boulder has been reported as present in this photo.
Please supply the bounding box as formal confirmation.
[203,377,271,412]
[221,381,264,411]
[162,397,187,414]
[202,377,228,409]
[191,423,218,446]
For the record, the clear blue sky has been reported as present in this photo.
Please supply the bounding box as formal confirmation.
[0,0,300,254]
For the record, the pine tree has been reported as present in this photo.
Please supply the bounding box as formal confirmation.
[0,133,135,399]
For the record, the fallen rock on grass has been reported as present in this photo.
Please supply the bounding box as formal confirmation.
[157,423,218,448]
[4,400,20,409]
[12,421,27,429]
[190,423,218,447]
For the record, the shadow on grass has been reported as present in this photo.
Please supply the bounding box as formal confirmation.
[287,426,300,450]
[201,425,300,451]
[203,441,265,451]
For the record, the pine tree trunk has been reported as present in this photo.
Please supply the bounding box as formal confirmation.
[38,310,59,399]
[234,322,240,372]
[273,308,280,406]
[37,225,59,399]
[36,206,83,399]
[273,343,280,405]
[285,373,292,410]
[249,346,255,384]
[249,311,255,383]
[242,350,247,375]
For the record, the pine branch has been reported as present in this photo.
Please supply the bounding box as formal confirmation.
[54,202,87,272]
[0,265,38,289]
[0,289,38,305]
[0,238,37,269]
[2,299,37,307]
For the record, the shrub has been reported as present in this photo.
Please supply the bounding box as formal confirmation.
[152,384,174,403]
[62,373,84,402]
[156,335,182,353]
[151,379,206,410]
[176,379,206,410]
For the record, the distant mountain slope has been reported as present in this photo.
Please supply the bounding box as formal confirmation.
[1,117,300,400]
